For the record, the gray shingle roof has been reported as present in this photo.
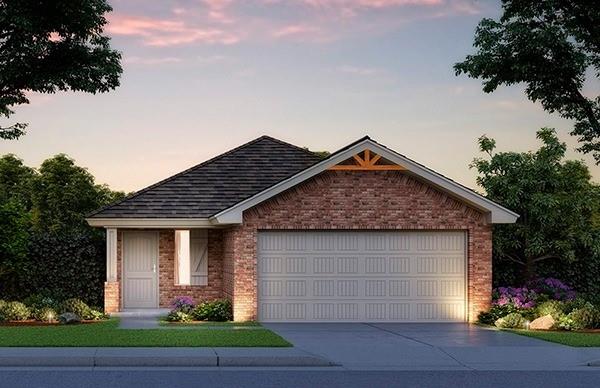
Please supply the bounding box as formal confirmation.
[89,136,322,218]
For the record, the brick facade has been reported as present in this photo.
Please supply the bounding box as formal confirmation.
[105,170,493,323]
[223,170,492,322]
[157,229,224,306]
[103,229,224,313]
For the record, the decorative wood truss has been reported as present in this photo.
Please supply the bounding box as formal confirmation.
[328,149,406,171]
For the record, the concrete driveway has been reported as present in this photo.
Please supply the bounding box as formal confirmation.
[265,323,600,370]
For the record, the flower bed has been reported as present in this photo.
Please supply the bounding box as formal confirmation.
[0,295,107,326]
[165,296,234,323]
[478,278,600,332]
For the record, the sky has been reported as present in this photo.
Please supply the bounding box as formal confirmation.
[1,0,599,193]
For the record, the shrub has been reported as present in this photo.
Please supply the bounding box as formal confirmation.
[32,307,58,322]
[23,294,60,310]
[171,296,195,314]
[493,287,538,309]
[192,299,233,322]
[478,304,519,325]
[166,311,192,323]
[2,301,30,321]
[87,309,108,321]
[495,312,526,329]
[60,298,92,320]
[560,304,600,331]
[527,278,576,302]
[535,300,567,320]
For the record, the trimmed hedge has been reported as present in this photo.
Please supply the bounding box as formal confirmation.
[0,230,105,307]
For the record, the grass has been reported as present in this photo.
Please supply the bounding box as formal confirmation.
[508,329,600,347]
[0,319,291,347]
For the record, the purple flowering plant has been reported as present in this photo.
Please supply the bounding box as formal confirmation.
[526,278,576,301]
[171,296,196,313]
[492,286,538,309]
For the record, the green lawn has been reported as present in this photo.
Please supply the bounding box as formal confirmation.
[509,329,600,347]
[0,319,291,347]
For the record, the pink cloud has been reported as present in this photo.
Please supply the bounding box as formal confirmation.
[106,0,482,47]
[272,24,321,38]
[107,14,239,46]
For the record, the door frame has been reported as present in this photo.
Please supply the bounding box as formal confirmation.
[121,231,160,309]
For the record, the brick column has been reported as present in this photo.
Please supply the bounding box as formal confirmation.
[104,281,120,313]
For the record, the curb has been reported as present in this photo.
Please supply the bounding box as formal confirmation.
[587,360,600,367]
[0,348,335,367]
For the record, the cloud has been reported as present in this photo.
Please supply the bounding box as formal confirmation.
[107,14,240,46]
[124,56,183,65]
[107,0,483,46]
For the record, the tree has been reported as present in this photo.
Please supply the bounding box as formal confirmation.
[0,154,34,206]
[30,154,124,231]
[0,200,30,296]
[455,1,600,161]
[0,0,122,139]
[472,128,600,281]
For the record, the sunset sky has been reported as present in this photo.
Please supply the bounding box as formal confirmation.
[1,0,598,193]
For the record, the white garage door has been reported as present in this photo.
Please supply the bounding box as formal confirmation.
[258,231,466,322]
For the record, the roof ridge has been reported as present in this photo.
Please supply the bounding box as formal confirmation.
[87,135,293,218]
[259,135,322,157]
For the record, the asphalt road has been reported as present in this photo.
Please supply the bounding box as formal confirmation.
[0,368,599,388]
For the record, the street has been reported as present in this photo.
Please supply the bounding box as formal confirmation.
[0,368,599,388]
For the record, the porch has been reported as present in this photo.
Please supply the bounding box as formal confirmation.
[103,228,227,313]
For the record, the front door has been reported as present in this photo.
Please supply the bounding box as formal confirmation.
[123,231,159,308]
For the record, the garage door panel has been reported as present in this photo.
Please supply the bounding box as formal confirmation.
[258,231,466,322]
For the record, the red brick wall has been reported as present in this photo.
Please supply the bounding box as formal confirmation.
[227,170,492,322]
[158,229,224,307]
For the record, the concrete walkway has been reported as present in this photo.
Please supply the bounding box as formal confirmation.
[265,323,600,370]
[114,309,169,329]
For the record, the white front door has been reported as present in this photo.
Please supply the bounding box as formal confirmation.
[123,231,159,308]
[258,231,467,322]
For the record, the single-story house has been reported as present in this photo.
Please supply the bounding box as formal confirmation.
[87,135,518,322]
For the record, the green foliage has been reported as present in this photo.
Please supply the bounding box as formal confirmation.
[478,304,520,325]
[560,304,600,331]
[60,298,92,320]
[472,129,600,283]
[23,294,59,310]
[536,300,568,320]
[0,153,125,307]
[192,299,233,322]
[32,307,58,322]
[0,200,30,296]
[1,301,31,321]
[455,1,600,161]
[31,154,124,231]
[0,155,34,206]
[495,312,527,329]
[166,311,192,323]
[87,309,108,321]
[0,0,122,139]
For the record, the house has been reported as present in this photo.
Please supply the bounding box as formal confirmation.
[87,135,518,322]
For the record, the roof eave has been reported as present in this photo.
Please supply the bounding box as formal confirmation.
[86,217,223,228]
